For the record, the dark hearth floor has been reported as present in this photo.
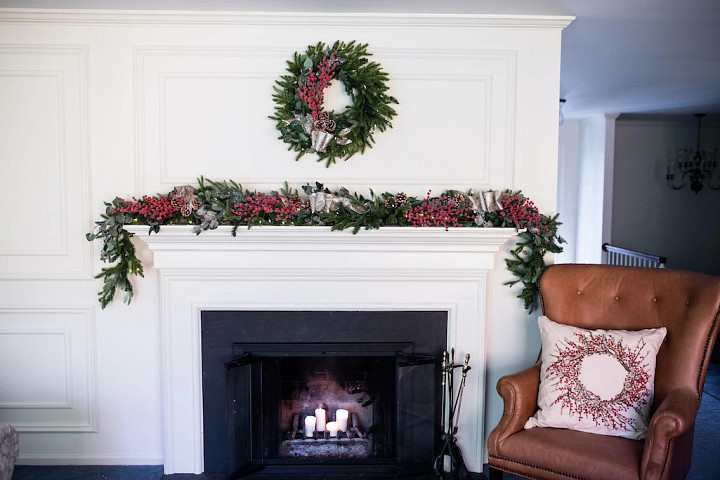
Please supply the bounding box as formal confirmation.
[11,363,720,480]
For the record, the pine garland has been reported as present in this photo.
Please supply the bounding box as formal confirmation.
[270,41,398,167]
[87,179,564,311]
[482,193,565,312]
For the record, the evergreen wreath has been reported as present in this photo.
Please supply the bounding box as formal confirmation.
[270,41,399,167]
[86,179,564,310]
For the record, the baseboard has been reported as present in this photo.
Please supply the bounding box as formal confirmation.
[17,453,164,465]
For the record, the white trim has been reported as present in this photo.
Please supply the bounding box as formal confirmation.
[125,225,517,247]
[125,226,517,273]
[161,279,485,474]
[126,226,513,474]
[602,113,620,258]
[0,9,575,29]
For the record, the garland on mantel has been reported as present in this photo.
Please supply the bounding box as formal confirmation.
[86,178,564,311]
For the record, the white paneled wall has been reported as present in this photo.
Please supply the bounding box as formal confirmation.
[0,306,96,432]
[0,8,570,469]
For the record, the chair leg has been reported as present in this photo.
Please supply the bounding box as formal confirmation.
[488,466,504,480]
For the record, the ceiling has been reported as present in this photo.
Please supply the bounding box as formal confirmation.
[560,0,720,118]
[1,0,719,119]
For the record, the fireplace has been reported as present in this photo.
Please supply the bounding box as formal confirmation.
[201,311,446,478]
[126,225,517,474]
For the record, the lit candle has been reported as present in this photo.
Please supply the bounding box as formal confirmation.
[304,415,316,438]
[314,407,326,432]
[326,421,339,438]
[336,409,349,432]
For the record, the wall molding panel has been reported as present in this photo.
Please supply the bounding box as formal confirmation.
[0,328,73,409]
[0,306,97,432]
[0,44,92,279]
[0,70,67,256]
[135,46,516,195]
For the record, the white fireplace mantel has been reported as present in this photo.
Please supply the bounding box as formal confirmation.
[126,225,517,474]
[127,225,517,271]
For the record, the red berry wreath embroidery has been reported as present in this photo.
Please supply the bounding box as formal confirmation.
[546,332,652,431]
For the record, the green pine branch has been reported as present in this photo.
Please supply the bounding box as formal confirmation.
[88,182,564,313]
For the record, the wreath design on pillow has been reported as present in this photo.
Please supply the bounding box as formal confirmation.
[270,41,398,167]
[546,332,652,431]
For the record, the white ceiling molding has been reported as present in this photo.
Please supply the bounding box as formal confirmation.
[0,8,574,28]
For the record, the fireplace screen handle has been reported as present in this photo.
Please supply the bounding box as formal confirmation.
[397,352,437,367]
[225,353,256,369]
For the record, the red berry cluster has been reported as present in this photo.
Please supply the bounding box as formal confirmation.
[230,193,299,225]
[404,191,476,231]
[109,196,178,222]
[500,194,552,235]
[297,51,338,119]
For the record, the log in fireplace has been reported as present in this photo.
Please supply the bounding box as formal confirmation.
[201,311,447,479]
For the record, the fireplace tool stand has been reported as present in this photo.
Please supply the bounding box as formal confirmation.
[433,349,471,480]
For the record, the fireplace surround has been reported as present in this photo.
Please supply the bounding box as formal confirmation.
[201,311,446,478]
[126,225,517,474]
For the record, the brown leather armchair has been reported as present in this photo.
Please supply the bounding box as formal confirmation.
[487,264,720,480]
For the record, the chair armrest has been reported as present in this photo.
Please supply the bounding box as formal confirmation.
[487,362,541,456]
[641,387,699,480]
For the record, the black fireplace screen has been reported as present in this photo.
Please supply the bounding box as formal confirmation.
[226,343,436,478]
[200,311,447,479]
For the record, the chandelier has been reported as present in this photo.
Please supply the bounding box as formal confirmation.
[666,114,719,193]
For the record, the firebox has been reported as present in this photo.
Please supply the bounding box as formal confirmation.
[201,311,447,479]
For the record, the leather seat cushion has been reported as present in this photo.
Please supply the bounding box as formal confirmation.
[492,427,644,480]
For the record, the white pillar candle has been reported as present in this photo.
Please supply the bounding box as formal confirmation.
[314,407,326,432]
[336,409,349,432]
[304,415,316,438]
[326,421,339,438]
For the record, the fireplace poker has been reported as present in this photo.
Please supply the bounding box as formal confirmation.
[440,350,448,433]
[451,354,471,433]
[448,348,455,431]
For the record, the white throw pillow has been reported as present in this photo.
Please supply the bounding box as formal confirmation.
[524,315,667,440]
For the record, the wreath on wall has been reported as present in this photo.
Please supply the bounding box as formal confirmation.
[86,179,564,311]
[270,41,399,167]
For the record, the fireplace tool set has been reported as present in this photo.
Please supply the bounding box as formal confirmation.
[433,349,471,480]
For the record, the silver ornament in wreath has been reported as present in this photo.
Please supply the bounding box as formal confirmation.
[270,41,399,167]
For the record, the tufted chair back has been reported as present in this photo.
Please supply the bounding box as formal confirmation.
[539,264,720,405]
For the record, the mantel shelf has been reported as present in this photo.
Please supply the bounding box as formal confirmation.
[124,225,518,248]
[124,225,518,274]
